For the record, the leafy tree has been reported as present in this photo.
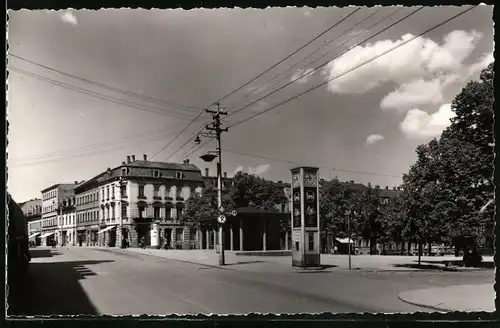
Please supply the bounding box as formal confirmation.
[354,185,385,255]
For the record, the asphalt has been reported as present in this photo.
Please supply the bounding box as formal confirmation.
[13,247,495,316]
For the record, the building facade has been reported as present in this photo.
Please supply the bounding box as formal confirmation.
[21,199,43,245]
[57,196,77,246]
[41,183,77,246]
[75,175,104,247]
[96,154,205,248]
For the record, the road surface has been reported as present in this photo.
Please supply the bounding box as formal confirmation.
[14,247,494,315]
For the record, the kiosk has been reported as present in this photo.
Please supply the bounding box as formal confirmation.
[291,167,321,267]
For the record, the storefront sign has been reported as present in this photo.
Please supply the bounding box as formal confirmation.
[292,187,301,228]
[304,187,318,227]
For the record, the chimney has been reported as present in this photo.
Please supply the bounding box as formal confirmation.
[205,168,209,177]
[375,185,380,189]
[350,180,354,184]
[385,186,389,190]
[74,181,78,184]
[127,156,131,164]
[224,172,227,178]
[368,182,372,188]
[393,187,396,190]
[278,180,283,184]
[183,159,190,164]
[122,161,126,165]
[143,154,147,161]
[131,155,136,162]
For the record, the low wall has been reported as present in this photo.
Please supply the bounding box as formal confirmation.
[232,250,291,256]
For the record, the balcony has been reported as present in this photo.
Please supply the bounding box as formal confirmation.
[165,196,173,201]
[153,195,162,200]
[176,196,184,201]
[138,195,147,200]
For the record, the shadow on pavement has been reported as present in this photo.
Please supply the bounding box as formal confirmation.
[8,259,114,317]
[393,263,445,270]
[225,260,266,266]
[29,249,62,259]
[420,259,495,269]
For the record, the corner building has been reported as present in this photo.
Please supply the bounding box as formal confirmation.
[96,154,204,248]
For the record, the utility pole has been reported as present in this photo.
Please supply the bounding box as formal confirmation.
[196,103,228,265]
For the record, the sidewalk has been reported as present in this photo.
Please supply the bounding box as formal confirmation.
[398,284,496,312]
[120,248,493,272]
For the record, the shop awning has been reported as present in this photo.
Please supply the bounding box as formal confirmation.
[29,232,41,239]
[40,232,55,239]
[98,225,117,234]
[335,238,354,244]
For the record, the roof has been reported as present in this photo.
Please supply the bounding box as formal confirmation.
[41,183,77,193]
[75,172,107,191]
[335,238,354,244]
[126,160,201,172]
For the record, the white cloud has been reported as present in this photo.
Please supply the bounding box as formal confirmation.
[303,9,312,17]
[248,164,271,175]
[464,51,494,81]
[233,165,244,175]
[60,11,78,25]
[380,78,445,111]
[290,68,314,84]
[323,30,483,94]
[399,103,455,139]
[366,134,385,145]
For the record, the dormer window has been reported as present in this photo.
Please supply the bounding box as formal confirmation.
[153,170,160,178]
[175,171,182,179]
[122,167,130,175]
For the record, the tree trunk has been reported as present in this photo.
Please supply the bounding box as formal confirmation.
[408,241,412,256]
[401,241,405,256]
[428,242,432,256]
[454,245,459,257]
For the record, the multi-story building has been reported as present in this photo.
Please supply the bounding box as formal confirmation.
[75,175,104,247]
[58,196,77,246]
[96,154,205,248]
[41,183,77,246]
[20,199,43,245]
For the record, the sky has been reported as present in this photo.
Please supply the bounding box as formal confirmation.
[7,5,494,202]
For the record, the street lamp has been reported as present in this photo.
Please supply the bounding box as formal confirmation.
[345,209,357,270]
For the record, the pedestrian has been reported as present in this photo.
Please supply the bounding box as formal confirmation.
[333,245,338,255]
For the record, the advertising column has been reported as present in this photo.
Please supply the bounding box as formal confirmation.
[290,167,321,268]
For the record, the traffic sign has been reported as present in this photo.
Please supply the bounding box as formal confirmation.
[230,210,238,217]
[217,215,227,224]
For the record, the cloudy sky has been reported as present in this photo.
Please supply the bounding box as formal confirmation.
[7,5,494,202]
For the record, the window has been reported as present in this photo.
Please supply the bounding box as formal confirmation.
[153,185,160,198]
[121,204,127,218]
[154,207,160,219]
[101,187,105,201]
[166,208,172,220]
[138,185,145,198]
[106,186,110,200]
[111,185,115,199]
[153,170,160,178]
[175,171,182,179]
[120,185,127,198]
[121,167,130,176]
[308,232,315,251]
[138,207,145,219]
[176,187,182,199]
[111,206,115,219]
[176,228,183,241]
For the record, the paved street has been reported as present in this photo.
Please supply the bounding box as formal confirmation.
[17,247,494,316]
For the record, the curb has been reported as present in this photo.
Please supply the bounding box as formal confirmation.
[121,249,235,271]
[397,292,453,312]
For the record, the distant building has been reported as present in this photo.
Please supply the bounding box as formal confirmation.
[20,199,43,245]
[40,183,77,246]
[96,154,205,248]
[75,175,104,247]
[58,196,77,246]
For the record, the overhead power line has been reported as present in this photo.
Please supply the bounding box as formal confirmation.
[154,7,362,161]
[9,54,199,111]
[223,149,404,179]
[172,7,421,158]
[224,6,424,122]
[248,6,402,101]
[10,67,199,121]
[9,126,180,163]
[227,5,476,129]
[229,7,387,107]
[182,6,476,162]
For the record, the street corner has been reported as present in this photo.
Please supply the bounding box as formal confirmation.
[397,284,496,312]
